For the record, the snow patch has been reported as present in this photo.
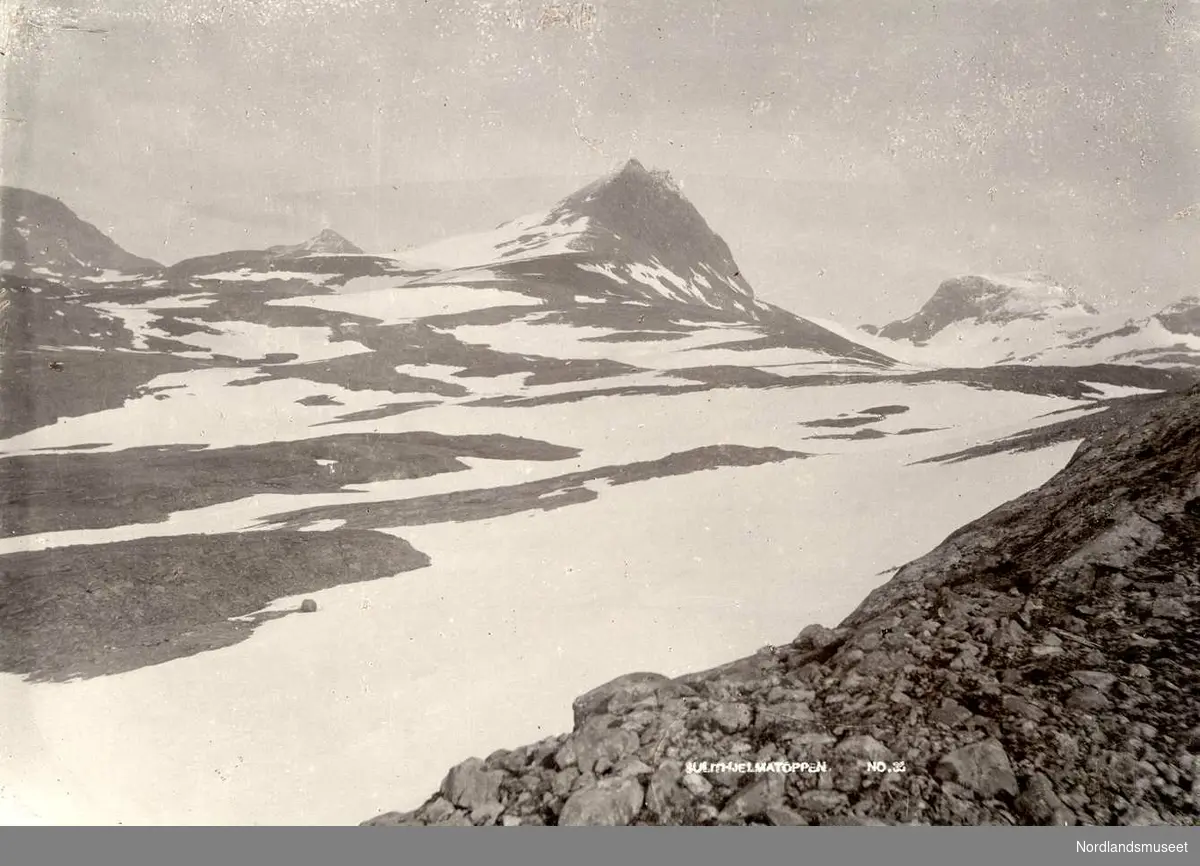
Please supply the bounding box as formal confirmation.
[194,269,337,283]
[395,213,591,270]
[267,284,542,325]
[576,263,628,285]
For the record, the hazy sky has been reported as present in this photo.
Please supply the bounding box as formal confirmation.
[2,0,1198,322]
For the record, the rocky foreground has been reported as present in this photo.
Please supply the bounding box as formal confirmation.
[364,386,1200,827]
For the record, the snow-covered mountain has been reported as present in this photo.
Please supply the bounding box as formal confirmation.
[393,158,893,367]
[396,158,753,312]
[860,272,1105,366]
[864,272,1200,369]
[1020,295,1200,369]
[0,187,161,279]
[398,159,752,311]
[1155,295,1200,336]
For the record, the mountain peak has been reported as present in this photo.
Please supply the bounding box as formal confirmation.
[606,156,679,194]
[873,272,1099,346]
[549,159,753,304]
[266,229,364,258]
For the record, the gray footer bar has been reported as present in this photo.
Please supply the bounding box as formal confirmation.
[3,827,1196,866]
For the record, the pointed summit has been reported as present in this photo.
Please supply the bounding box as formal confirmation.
[616,157,648,177]
[550,158,753,304]
[266,229,364,258]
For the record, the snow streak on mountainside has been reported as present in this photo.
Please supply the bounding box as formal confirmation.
[397,158,753,313]
[865,272,1200,369]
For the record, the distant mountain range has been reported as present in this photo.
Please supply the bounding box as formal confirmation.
[862,272,1200,369]
[3,170,1197,372]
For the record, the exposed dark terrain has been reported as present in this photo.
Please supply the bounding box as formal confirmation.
[258,445,809,532]
[364,385,1200,826]
[0,444,806,680]
[0,432,580,538]
[0,530,430,682]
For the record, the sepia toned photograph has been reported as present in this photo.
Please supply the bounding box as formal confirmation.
[0,0,1198,834]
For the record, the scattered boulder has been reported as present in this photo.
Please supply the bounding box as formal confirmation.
[559,777,645,826]
[571,672,691,729]
[709,702,753,734]
[299,598,318,613]
[792,624,840,651]
[1066,686,1111,713]
[1016,773,1076,826]
[717,774,785,823]
[935,739,1018,799]
[440,757,504,813]
[573,716,640,773]
[794,789,848,815]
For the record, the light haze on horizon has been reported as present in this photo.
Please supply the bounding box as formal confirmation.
[2,0,1198,323]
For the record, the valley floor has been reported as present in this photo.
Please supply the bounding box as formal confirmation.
[0,372,1080,824]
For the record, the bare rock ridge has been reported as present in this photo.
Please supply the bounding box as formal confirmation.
[364,385,1200,826]
[0,186,161,276]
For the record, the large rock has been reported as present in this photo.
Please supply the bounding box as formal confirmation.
[440,757,505,812]
[571,672,692,729]
[573,716,641,773]
[558,777,646,826]
[1016,773,1077,826]
[934,739,1018,799]
[835,734,893,764]
[646,761,694,823]
[718,774,785,822]
[792,624,840,651]
[709,701,754,734]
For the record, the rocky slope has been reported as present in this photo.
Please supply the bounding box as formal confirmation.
[0,186,161,277]
[364,385,1200,827]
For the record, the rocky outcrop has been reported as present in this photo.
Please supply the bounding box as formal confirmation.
[363,386,1200,827]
